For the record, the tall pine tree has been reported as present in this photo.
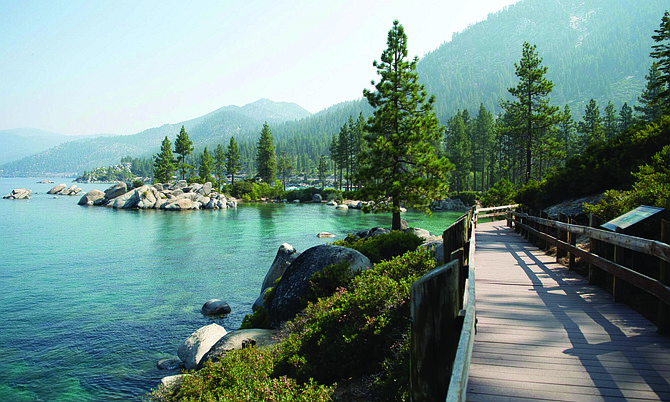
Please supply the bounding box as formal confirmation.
[214,143,226,190]
[174,125,194,180]
[501,42,558,183]
[256,122,276,185]
[650,11,670,114]
[225,136,241,185]
[358,20,454,230]
[198,147,213,183]
[153,136,176,184]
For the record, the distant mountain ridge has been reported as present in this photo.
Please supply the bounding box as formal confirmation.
[0,99,311,176]
[1,0,667,176]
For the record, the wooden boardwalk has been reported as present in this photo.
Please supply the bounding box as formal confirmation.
[466,221,670,401]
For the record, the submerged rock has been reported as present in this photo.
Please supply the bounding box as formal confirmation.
[47,184,66,195]
[157,357,184,370]
[317,232,335,238]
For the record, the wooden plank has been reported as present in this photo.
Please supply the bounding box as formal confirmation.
[467,221,670,402]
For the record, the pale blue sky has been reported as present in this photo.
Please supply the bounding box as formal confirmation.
[0,0,518,136]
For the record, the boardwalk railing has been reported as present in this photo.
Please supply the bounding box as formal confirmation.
[511,210,670,334]
[410,204,516,402]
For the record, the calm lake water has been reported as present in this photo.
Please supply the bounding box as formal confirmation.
[0,178,461,401]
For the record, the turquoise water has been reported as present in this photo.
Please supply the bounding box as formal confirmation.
[0,178,460,401]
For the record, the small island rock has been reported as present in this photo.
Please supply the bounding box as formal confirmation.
[201,299,231,316]
[317,232,335,238]
[3,188,31,200]
[47,184,66,195]
[78,189,105,206]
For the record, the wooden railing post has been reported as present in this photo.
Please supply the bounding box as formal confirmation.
[589,213,604,286]
[411,261,460,402]
[659,220,670,334]
[557,213,568,261]
[613,227,627,303]
[568,217,576,271]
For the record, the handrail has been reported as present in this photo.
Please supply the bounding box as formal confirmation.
[514,212,670,263]
[511,211,670,322]
[446,215,477,402]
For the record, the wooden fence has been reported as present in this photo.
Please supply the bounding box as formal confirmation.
[510,210,670,333]
[410,204,516,402]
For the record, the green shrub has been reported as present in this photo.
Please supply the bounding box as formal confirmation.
[304,261,354,304]
[480,179,515,207]
[282,187,343,203]
[187,176,205,184]
[274,249,436,389]
[149,346,333,402]
[132,179,145,188]
[332,231,424,264]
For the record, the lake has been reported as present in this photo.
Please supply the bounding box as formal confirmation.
[0,178,461,401]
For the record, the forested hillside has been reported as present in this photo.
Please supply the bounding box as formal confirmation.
[1,0,666,177]
[418,0,665,121]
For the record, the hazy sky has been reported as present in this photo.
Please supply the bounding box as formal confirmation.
[1,0,519,136]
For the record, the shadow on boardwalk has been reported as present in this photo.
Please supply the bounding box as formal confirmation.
[467,222,670,402]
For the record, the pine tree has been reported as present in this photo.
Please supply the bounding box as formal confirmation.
[329,132,343,190]
[603,101,618,141]
[225,136,241,185]
[174,125,194,180]
[153,136,176,184]
[501,42,559,183]
[358,20,454,230]
[256,122,276,185]
[445,110,472,194]
[618,102,634,133]
[472,104,495,191]
[277,151,293,191]
[578,99,604,148]
[198,147,213,183]
[558,104,577,164]
[317,154,329,190]
[214,143,226,190]
[650,11,670,114]
[636,64,665,122]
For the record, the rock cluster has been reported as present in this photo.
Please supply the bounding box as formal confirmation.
[430,198,469,211]
[47,183,82,196]
[78,181,237,210]
[3,188,31,199]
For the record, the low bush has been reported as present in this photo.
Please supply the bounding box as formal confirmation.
[150,346,333,402]
[480,179,515,207]
[332,231,424,264]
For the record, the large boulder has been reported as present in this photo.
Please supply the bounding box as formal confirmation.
[407,227,432,241]
[137,186,160,209]
[108,187,141,209]
[261,243,300,293]
[197,329,279,369]
[47,184,66,195]
[78,189,105,206]
[3,188,31,199]
[201,299,231,316]
[104,182,128,200]
[267,245,372,327]
[312,193,322,203]
[163,198,195,210]
[177,323,227,370]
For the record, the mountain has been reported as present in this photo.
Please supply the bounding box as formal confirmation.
[0,128,71,165]
[0,99,311,176]
[1,0,667,176]
[417,0,666,121]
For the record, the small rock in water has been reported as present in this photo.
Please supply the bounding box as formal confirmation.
[317,232,335,238]
[157,357,185,370]
[201,299,231,316]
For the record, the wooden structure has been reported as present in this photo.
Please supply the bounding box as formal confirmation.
[467,220,670,400]
[411,205,670,401]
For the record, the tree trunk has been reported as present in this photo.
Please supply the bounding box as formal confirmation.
[392,198,401,231]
